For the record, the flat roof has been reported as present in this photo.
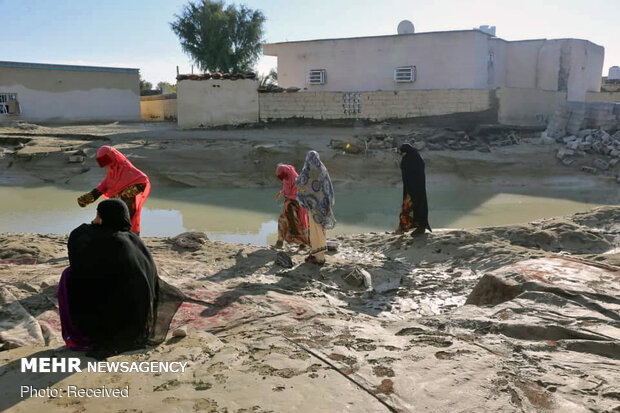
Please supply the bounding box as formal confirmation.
[264,29,493,49]
[0,61,139,74]
[263,30,602,53]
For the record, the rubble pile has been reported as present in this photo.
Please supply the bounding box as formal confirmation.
[544,102,620,182]
[329,126,531,155]
[555,129,620,181]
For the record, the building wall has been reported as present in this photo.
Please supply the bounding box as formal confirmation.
[264,31,490,92]
[259,89,492,121]
[586,92,620,102]
[503,39,604,101]
[177,79,259,128]
[497,87,567,126]
[488,38,507,89]
[0,64,140,122]
[140,95,177,121]
[266,34,604,103]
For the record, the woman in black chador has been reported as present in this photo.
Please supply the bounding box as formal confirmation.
[396,143,432,235]
[58,199,183,358]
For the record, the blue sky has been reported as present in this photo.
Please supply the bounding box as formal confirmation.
[1,0,618,85]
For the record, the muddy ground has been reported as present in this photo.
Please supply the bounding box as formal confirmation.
[1,121,617,190]
[0,121,619,412]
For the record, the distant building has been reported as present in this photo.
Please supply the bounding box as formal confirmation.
[263,28,604,102]
[0,61,140,123]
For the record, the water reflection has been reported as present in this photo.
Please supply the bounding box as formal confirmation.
[0,185,616,246]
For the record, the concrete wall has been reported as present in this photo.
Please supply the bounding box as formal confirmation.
[503,39,604,101]
[0,63,140,122]
[497,87,567,126]
[177,79,259,128]
[266,34,604,103]
[140,94,177,121]
[259,89,492,121]
[586,92,620,102]
[264,31,490,92]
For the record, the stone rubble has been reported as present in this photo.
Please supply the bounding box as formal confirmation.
[329,125,537,154]
[552,128,620,180]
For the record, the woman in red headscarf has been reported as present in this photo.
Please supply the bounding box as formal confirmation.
[77,146,151,234]
[274,164,309,249]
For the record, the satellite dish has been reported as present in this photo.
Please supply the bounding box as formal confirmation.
[397,20,415,35]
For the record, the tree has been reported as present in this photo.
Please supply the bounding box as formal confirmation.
[258,68,277,89]
[139,74,152,91]
[157,81,177,93]
[170,0,265,73]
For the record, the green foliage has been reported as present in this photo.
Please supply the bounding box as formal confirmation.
[157,82,177,93]
[170,0,265,73]
[258,68,278,89]
[139,74,152,91]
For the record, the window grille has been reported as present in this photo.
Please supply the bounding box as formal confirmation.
[394,66,416,83]
[307,69,326,85]
[0,93,18,114]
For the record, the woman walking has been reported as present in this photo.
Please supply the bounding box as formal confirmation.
[397,143,431,235]
[77,145,151,234]
[274,164,309,249]
[296,151,336,265]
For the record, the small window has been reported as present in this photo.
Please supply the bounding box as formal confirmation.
[394,66,416,83]
[0,93,18,114]
[307,69,326,85]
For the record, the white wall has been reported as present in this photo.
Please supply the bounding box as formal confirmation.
[503,39,604,101]
[2,85,139,122]
[177,79,259,128]
[266,33,605,103]
[0,65,140,122]
[265,31,490,92]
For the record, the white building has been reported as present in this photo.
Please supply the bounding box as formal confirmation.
[263,28,604,102]
[0,61,141,123]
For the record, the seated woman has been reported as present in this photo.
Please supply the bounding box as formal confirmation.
[58,199,182,358]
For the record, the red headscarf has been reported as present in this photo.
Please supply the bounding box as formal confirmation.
[95,146,150,233]
[276,164,308,230]
[276,164,299,199]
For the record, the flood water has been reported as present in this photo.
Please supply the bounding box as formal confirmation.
[0,184,617,246]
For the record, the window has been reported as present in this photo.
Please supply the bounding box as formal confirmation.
[394,66,416,83]
[0,93,18,114]
[307,69,326,85]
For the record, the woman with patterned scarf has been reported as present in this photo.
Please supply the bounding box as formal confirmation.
[77,145,151,234]
[296,151,336,265]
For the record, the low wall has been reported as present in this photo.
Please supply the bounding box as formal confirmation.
[497,88,567,126]
[586,92,620,103]
[259,89,493,121]
[140,94,177,121]
[177,79,259,128]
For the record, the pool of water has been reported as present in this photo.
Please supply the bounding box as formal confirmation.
[0,184,617,246]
